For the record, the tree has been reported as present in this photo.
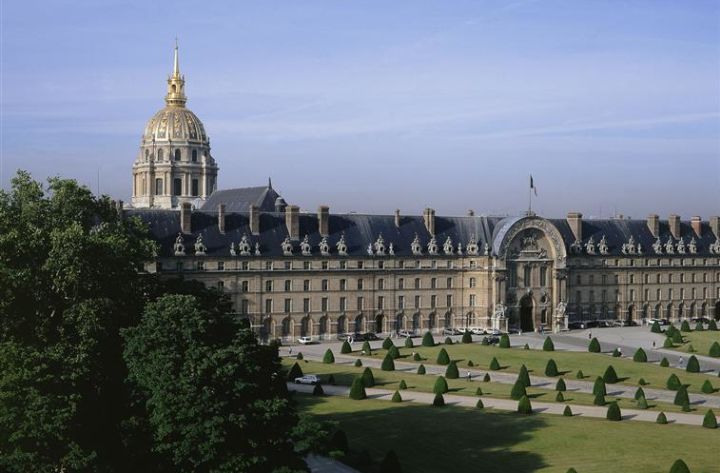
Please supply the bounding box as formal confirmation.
[694,322,704,332]
[399,380,407,390]
[433,376,449,394]
[341,340,352,354]
[361,367,375,387]
[382,337,394,350]
[475,387,483,395]
[467,360,474,367]
[673,386,690,406]
[404,336,414,349]
[323,349,335,364]
[391,391,402,403]
[588,337,601,353]
[663,337,675,349]
[354,359,363,367]
[413,352,422,361]
[612,348,621,357]
[517,395,533,415]
[702,409,717,429]
[312,384,325,396]
[686,355,700,373]
[445,336,454,345]
[606,402,622,421]
[510,377,527,400]
[436,348,451,365]
[296,352,304,360]
[123,294,305,472]
[593,377,607,396]
[545,359,559,377]
[489,357,501,371]
[287,362,304,381]
[476,399,484,409]
[660,357,670,367]
[669,459,691,473]
[709,341,720,358]
[701,380,715,394]
[563,406,573,417]
[417,364,426,375]
[656,412,668,424]
[388,345,400,360]
[362,340,372,354]
[709,320,718,331]
[349,377,367,400]
[380,450,402,473]
[650,320,662,333]
[576,370,585,379]
[432,394,445,407]
[445,361,459,379]
[555,391,564,402]
[421,332,435,347]
[603,365,619,384]
[483,373,491,382]
[461,331,472,344]
[381,354,395,371]
[633,348,647,363]
[672,330,684,344]
[666,374,682,391]
[638,377,648,385]
[518,364,531,387]
[680,320,691,332]
[543,337,555,351]
[634,386,645,400]
[637,396,648,409]
[499,334,511,348]
[556,378,566,392]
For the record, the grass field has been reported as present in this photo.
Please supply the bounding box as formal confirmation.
[348,339,719,395]
[667,330,720,357]
[297,394,720,473]
[286,359,699,413]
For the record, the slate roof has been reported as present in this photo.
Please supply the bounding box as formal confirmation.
[200,185,280,213]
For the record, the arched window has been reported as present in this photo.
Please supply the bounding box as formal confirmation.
[173,178,182,196]
[174,149,181,161]
[157,149,164,161]
[171,84,177,93]
[154,178,163,195]
[192,149,198,162]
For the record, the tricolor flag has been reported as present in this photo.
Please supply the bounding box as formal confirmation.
[530,175,538,196]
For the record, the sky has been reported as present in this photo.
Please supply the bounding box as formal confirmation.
[2,0,719,219]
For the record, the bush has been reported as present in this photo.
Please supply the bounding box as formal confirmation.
[432,393,445,407]
[510,378,527,400]
[673,386,689,406]
[341,340,352,354]
[421,331,435,347]
[555,391,564,402]
[483,373,491,382]
[612,348,621,358]
[666,324,678,338]
[656,412,668,424]
[313,383,325,396]
[499,334,511,348]
[680,320,691,332]
[593,377,607,396]
[709,319,718,331]
[433,376,449,394]
[639,377,648,385]
[362,340,372,354]
[381,354,395,371]
[517,395,533,415]
[461,331,473,344]
[388,345,400,360]
[709,341,720,358]
[576,370,584,379]
[593,392,605,406]
[475,387,483,395]
[603,365,619,384]
[404,336,414,349]
[382,337,394,350]
[467,360,474,367]
[489,357,500,371]
[669,459,691,473]
[361,367,375,387]
[445,337,454,345]
[543,336,555,352]
[651,320,662,333]
[354,358,363,367]
[563,405,573,417]
[663,337,674,349]
[399,379,407,390]
[518,364,531,387]
[545,359,559,377]
[446,361,459,379]
[380,450,401,473]
[413,352,422,361]
[556,378,567,392]
[417,364,426,375]
[606,402,622,421]
[566,469,578,473]
[637,396,648,409]
[588,337,601,353]
[391,391,402,403]
[681,402,691,412]
[349,377,366,400]
[635,386,645,400]
[633,348,647,363]
[524,343,530,350]
[672,331,683,344]
[476,399,484,409]
[694,322,704,332]
[702,409,717,429]
[328,374,335,385]
[701,380,715,394]
[686,355,700,373]
[296,352,304,360]
[323,349,335,364]
[436,348,451,365]
[666,373,682,390]
[660,357,670,367]
[287,362,303,380]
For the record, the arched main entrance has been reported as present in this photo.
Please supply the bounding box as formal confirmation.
[374,314,384,334]
[520,296,534,332]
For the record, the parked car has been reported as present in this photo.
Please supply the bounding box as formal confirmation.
[357,332,379,341]
[398,330,416,338]
[470,327,486,335]
[482,335,500,345]
[568,321,584,330]
[294,375,320,385]
[297,336,315,345]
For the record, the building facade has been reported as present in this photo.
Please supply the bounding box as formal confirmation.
[127,48,720,342]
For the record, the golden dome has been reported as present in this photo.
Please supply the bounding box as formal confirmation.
[143,106,208,143]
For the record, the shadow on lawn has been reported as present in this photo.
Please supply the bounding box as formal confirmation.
[297,395,549,473]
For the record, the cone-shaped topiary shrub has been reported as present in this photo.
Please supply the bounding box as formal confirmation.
[349,377,367,400]
[563,405,573,417]
[680,320,691,332]
[519,364,531,387]
[694,322,704,332]
[651,320,662,333]
[588,337,601,353]
[556,378,567,392]
[388,345,401,360]
[674,386,689,406]
[432,393,445,407]
[391,390,402,403]
[467,360,474,367]
[603,365,619,383]
[709,341,720,357]
[433,376,449,394]
[637,396,649,409]
[576,370,584,379]
[612,348,621,357]
[417,364,426,375]
[362,340,372,354]
[606,402,622,421]
[475,387,483,396]
[639,377,648,386]
[686,355,700,373]
[672,330,684,344]
[566,468,578,473]
[404,336,414,349]
[328,374,335,385]
[361,367,375,387]
[297,352,304,360]
[313,383,325,396]
[446,361,459,379]
[499,334,511,348]
[545,359,559,377]
[517,395,533,415]
[633,347,647,363]
[422,331,435,347]
[702,409,717,429]
[681,402,691,412]
[354,358,363,367]
[663,337,674,349]
[483,373,491,382]
[688,345,696,353]
[341,340,352,354]
[555,391,564,402]
[635,386,646,400]
[382,337,394,350]
[524,343,530,350]
[489,357,501,371]
[669,459,691,473]
[701,380,715,394]
[287,362,303,380]
[381,353,396,371]
[593,376,607,396]
[461,331,473,344]
[445,337,454,345]
[380,450,401,472]
[476,399,484,409]
[709,319,718,331]
[656,412,668,424]
[413,352,422,361]
[666,373,681,390]
[323,349,335,364]
[436,348,451,365]
[593,392,606,406]
[666,325,678,338]
[543,336,555,351]
[399,379,407,390]
[660,357,670,367]
[510,377,527,400]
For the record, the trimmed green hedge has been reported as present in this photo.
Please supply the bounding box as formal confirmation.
[517,395,533,415]
[476,399,484,409]
[489,357,501,371]
[701,380,715,394]
[686,355,700,373]
[433,376,449,394]
[388,345,400,360]
[633,347,647,363]
[432,393,445,407]
[673,386,689,406]
[445,336,454,345]
[656,412,668,424]
[545,359,559,377]
[510,377,527,400]
[555,391,564,402]
[709,319,718,331]
[445,361,459,379]
[417,364,426,375]
[660,357,670,367]
[556,378,567,392]
[709,341,720,358]
[361,367,375,387]
[606,402,622,421]
[341,340,352,354]
[421,331,435,347]
[563,405,573,417]
[543,337,555,352]
[650,320,662,333]
[323,349,335,364]
[404,336,414,348]
[436,348,451,365]
[634,386,645,400]
[381,354,395,371]
[666,373,682,391]
[461,331,473,344]
[391,391,402,403]
[362,340,372,354]
[668,459,691,473]
[313,383,324,396]
[702,409,717,429]
[519,364,531,387]
[576,370,584,379]
[593,392,606,406]
[588,337,601,353]
[637,396,648,409]
[603,365,619,384]
[382,337,394,350]
[680,320,691,332]
[499,334,511,348]
[593,377,607,396]
[354,358,363,367]
[663,337,674,349]
[399,379,407,390]
[349,377,367,400]
[287,362,303,380]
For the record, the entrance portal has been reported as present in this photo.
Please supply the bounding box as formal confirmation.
[520,296,534,332]
[374,314,384,333]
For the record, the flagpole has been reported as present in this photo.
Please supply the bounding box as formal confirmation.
[528,174,532,214]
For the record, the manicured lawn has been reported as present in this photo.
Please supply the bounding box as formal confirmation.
[666,330,720,357]
[297,395,720,473]
[285,360,694,414]
[355,339,720,395]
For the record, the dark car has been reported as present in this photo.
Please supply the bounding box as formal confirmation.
[482,335,500,345]
[568,321,584,330]
[357,332,379,341]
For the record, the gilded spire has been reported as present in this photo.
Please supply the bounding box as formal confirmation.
[173,38,180,76]
[165,39,186,107]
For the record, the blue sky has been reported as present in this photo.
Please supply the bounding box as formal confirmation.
[2,0,719,218]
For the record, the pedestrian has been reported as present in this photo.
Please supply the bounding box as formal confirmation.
[652,340,656,349]
[289,347,293,356]
[678,356,684,368]
[467,371,471,381]
[618,347,622,357]
[588,332,592,340]
[519,328,523,336]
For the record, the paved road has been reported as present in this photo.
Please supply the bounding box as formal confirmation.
[289,383,711,427]
[305,454,360,473]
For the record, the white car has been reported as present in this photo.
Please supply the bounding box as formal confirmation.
[398,330,415,338]
[470,327,486,335]
[294,375,320,385]
[297,336,314,345]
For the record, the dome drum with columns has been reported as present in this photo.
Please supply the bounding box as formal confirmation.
[132,44,218,209]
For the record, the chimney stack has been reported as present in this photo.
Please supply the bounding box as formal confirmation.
[567,212,583,242]
[249,204,260,235]
[218,204,226,233]
[180,202,192,234]
[394,209,401,228]
[668,215,680,239]
[690,216,702,237]
[318,205,329,237]
[423,208,435,235]
[647,214,659,238]
[286,205,300,240]
[710,216,720,238]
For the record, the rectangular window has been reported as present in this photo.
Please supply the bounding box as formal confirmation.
[303,261,311,270]
[321,297,328,312]
[431,278,437,289]
[321,279,328,291]
[191,179,199,197]
[303,298,310,313]
[340,261,347,269]
[357,279,364,290]
[357,261,364,269]
[156,178,165,195]
[284,298,291,313]
[415,295,421,309]
[431,295,437,308]
[378,279,385,290]
[265,299,272,314]
[242,261,249,270]
[540,267,547,287]
[303,280,310,291]
[524,266,532,287]
[469,277,476,288]
[398,296,404,309]
[340,279,347,291]
[173,178,182,196]
[265,261,273,270]
[446,294,452,307]
[398,278,404,290]
[398,260,405,269]
[470,260,477,269]
[657,289,662,300]
[446,277,453,288]
[284,280,291,292]
[668,288,673,300]
[630,289,635,301]
[321,261,328,270]
[241,281,249,292]
[377,296,384,310]
[378,261,384,269]
[240,299,249,314]
[340,297,346,311]
[357,296,364,310]
[414,278,421,289]
[284,261,291,270]
[469,294,476,307]
[217,261,224,271]
[265,280,273,292]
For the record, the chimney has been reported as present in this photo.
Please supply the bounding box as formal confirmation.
[467,209,475,217]
[668,214,680,239]
[647,214,659,238]
[180,202,192,234]
[690,216,702,238]
[318,205,329,237]
[394,209,401,228]
[423,208,435,235]
[567,212,583,242]
[710,216,720,238]
[286,205,300,240]
[249,204,260,235]
[218,204,226,233]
